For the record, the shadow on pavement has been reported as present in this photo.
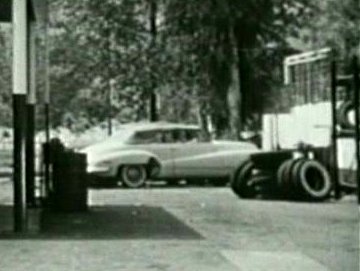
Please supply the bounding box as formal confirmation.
[0,205,203,240]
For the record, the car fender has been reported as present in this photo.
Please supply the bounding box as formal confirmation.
[101,150,160,176]
[224,148,262,174]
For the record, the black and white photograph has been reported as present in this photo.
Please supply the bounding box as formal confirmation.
[0,0,359,270]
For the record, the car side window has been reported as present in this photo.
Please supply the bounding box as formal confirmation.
[173,129,200,143]
[188,129,210,142]
[186,129,201,142]
[173,129,187,143]
[161,130,175,143]
[130,128,202,144]
[131,130,162,144]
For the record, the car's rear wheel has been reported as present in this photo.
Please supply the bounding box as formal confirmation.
[121,165,147,188]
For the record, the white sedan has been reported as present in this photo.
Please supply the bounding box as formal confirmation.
[80,122,259,188]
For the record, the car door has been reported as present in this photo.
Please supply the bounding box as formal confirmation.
[129,129,174,177]
[171,129,225,178]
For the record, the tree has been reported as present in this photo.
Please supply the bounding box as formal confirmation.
[294,0,360,66]
[163,0,314,138]
[45,0,358,138]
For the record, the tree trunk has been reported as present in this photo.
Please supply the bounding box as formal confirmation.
[197,99,211,140]
[149,0,158,122]
[227,26,242,140]
[227,63,242,140]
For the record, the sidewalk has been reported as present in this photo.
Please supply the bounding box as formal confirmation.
[0,187,358,271]
[0,205,238,271]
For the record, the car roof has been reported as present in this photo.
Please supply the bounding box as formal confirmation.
[116,121,200,132]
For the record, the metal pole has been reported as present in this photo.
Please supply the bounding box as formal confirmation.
[44,0,51,197]
[330,60,340,199]
[352,56,360,204]
[26,22,36,207]
[12,0,28,232]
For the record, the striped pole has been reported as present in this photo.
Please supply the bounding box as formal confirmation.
[26,22,36,207]
[352,56,360,204]
[43,0,51,196]
[12,0,28,232]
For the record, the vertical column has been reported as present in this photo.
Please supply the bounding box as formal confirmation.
[26,22,36,207]
[44,2,51,195]
[352,56,360,204]
[330,60,340,199]
[12,0,28,232]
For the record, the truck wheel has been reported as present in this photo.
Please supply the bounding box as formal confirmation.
[121,165,147,188]
[292,160,332,201]
[231,160,257,199]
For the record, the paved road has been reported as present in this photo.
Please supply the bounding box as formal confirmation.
[0,183,358,271]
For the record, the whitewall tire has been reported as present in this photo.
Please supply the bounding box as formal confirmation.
[121,165,147,188]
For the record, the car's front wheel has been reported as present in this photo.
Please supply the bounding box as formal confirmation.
[120,165,147,188]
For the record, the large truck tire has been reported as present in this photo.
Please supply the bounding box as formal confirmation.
[277,159,301,199]
[290,158,308,200]
[291,159,332,201]
[231,160,257,199]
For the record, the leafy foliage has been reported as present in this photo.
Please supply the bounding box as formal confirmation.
[0,0,358,138]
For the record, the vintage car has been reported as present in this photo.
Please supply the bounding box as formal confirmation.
[80,122,259,188]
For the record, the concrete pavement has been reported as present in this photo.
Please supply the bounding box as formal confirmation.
[0,181,358,271]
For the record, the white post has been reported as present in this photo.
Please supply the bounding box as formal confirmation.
[13,0,28,95]
[12,0,28,232]
[29,23,37,105]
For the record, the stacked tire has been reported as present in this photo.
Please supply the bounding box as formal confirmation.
[277,158,332,201]
[231,158,332,201]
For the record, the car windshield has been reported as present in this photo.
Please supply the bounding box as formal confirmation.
[128,129,163,144]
